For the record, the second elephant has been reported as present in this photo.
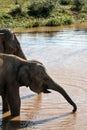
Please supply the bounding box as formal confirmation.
[0,53,77,116]
[0,28,26,59]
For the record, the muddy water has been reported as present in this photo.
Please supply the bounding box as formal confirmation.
[0,24,87,130]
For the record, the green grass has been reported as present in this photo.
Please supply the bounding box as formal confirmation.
[0,0,87,28]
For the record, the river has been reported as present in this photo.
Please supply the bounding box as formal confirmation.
[0,23,87,130]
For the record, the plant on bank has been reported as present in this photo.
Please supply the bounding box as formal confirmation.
[72,0,86,11]
[46,18,62,26]
[27,0,56,18]
[9,6,25,17]
[59,0,72,5]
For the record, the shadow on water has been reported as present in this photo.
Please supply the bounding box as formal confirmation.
[0,94,77,129]
[20,93,36,100]
[0,112,76,130]
[0,93,36,106]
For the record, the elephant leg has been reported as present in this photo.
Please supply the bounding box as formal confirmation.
[2,94,9,112]
[7,87,21,117]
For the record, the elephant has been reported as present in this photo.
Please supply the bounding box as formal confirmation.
[0,53,77,116]
[0,28,26,59]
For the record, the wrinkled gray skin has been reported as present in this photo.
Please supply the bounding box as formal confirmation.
[0,29,26,115]
[0,29,26,59]
[0,54,77,116]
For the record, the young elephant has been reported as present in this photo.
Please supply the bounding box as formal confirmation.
[0,29,26,59]
[0,53,77,116]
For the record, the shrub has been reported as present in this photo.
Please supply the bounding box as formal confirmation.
[73,0,86,11]
[61,15,74,25]
[0,14,11,19]
[24,20,42,28]
[82,6,87,13]
[27,0,56,18]
[46,18,62,26]
[9,6,23,17]
[59,0,72,5]
[64,17,74,24]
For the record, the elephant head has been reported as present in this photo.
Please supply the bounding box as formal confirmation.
[0,29,26,59]
[17,61,77,113]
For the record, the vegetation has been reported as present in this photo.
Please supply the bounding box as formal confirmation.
[72,0,86,11]
[0,0,87,28]
[59,0,72,5]
[28,0,56,17]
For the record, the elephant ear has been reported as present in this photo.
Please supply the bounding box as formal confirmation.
[17,65,31,87]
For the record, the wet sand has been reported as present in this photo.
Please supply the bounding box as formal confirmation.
[0,25,87,130]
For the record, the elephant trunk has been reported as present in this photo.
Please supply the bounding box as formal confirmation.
[46,76,77,112]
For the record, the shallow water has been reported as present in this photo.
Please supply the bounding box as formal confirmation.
[0,24,87,130]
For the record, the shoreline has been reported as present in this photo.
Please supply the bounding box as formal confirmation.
[13,22,87,33]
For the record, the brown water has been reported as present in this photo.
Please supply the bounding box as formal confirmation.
[0,23,87,130]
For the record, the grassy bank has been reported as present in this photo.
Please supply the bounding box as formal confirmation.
[0,0,87,28]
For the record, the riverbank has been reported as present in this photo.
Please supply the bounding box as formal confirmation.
[13,22,87,33]
[0,0,87,29]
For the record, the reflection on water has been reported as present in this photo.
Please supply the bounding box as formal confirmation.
[0,24,87,130]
